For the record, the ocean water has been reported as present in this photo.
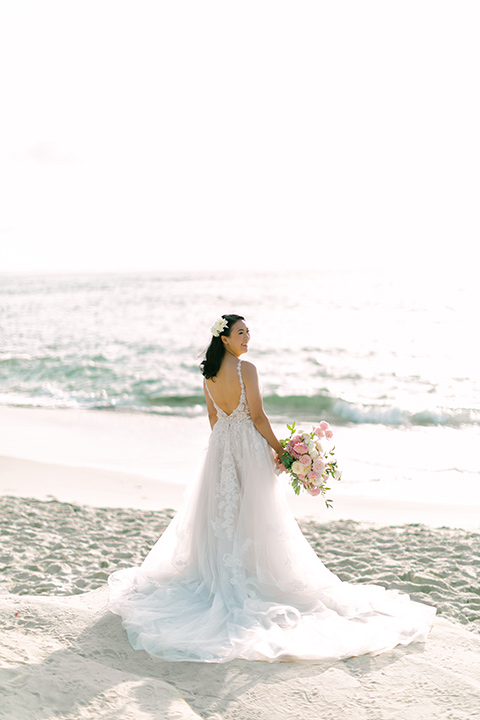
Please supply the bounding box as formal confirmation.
[1,270,479,511]
[1,270,478,427]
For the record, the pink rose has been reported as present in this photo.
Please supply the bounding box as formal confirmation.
[307,486,322,496]
[313,457,326,473]
[291,435,301,444]
[300,454,312,467]
[288,442,300,458]
[293,442,308,454]
[314,427,325,438]
[325,429,333,439]
[307,470,319,482]
[319,421,330,430]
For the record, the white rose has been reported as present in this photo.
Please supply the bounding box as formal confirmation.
[315,439,324,453]
[292,461,306,476]
[309,448,319,459]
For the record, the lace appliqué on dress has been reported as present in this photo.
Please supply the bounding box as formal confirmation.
[211,455,240,542]
[206,360,249,543]
[223,539,253,586]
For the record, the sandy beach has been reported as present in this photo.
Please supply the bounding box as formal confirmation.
[1,406,480,719]
[1,588,479,720]
[3,0,480,711]
[1,405,479,529]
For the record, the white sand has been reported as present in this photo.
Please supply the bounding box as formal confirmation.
[1,460,480,719]
[1,405,480,718]
[1,588,480,720]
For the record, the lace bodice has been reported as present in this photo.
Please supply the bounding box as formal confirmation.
[204,359,251,423]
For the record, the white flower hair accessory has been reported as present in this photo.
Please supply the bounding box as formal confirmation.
[211,317,229,337]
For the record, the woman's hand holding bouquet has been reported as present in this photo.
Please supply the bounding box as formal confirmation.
[278,421,341,508]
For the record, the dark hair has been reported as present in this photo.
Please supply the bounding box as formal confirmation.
[200,314,245,379]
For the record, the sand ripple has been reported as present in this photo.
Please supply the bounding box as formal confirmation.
[1,496,479,633]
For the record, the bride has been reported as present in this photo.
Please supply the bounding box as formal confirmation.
[108,314,436,663]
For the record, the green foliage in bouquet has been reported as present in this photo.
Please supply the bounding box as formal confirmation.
[279,421,341,508]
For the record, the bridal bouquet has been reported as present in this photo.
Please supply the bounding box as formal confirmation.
[279,421,341,508]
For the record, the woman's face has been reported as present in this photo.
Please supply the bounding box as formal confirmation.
[222,320,250,357]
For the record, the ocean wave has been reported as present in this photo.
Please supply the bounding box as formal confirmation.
[1,387,479,428]
[264,395,480,428]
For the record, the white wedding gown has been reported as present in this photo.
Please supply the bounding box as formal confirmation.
[108,360,436,663]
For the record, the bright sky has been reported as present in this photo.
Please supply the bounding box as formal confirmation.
[0,1,479,275]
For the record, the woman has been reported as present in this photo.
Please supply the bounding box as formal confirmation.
[108,314,435,662]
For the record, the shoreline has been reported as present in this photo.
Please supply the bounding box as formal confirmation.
[0,403,479,530]
[2,453,480,531]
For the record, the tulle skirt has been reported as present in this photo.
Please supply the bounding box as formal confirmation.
[108,417,436,662]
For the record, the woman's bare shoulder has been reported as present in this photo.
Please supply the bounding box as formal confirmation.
[240,360,258,379]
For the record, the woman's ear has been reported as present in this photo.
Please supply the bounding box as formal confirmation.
[221,335,229,347]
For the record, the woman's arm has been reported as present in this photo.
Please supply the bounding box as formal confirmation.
[203,383,218,430]
[241,362,284,458]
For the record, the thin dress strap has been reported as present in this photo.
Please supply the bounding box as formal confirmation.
[236,359,248,416]
[237,358,245,393]
[204,378,219,411]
